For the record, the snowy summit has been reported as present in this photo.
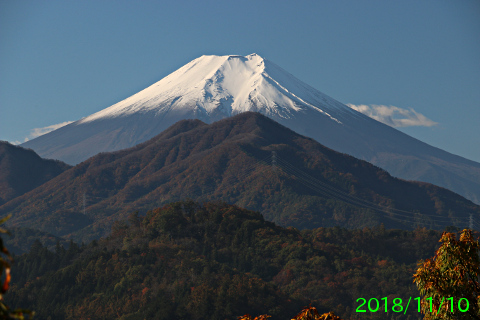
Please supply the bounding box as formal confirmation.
[23,53,363,165]
[80,53,350,125]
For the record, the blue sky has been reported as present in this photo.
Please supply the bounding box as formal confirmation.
[1,0,479,162]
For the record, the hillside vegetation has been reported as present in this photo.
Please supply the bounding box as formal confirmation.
[2,113,477,243]
[7,201,444,320]
[0,141,70,206]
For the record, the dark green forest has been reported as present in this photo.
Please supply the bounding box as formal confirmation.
[5,201,448,320]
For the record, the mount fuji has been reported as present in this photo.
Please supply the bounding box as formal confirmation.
[21,54,480,204]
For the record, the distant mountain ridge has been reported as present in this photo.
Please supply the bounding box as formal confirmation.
[5,113,480,242]
[20,54,480,204]
[0,141,71,205]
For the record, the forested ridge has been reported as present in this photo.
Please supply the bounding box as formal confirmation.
[0,141,70,206]
[2,113,478,244]
[6,201,446,320]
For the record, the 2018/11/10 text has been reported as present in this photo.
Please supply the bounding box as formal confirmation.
[356,297,470,315]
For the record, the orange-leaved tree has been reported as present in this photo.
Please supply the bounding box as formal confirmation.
[413,229,480,319]
[292,306,343,320]
[0,214,34,319]
[238,306,343,320]
[238,315,270,320]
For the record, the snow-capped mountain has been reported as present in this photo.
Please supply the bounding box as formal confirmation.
[79,53,350,123]
[21,54,480,204]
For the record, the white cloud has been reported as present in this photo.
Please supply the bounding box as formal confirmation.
[23,121,74,142]
[346,104,438,128]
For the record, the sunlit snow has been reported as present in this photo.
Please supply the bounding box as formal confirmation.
[79,54,353,125]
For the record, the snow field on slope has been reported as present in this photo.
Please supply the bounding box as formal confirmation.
[79,53,355,124]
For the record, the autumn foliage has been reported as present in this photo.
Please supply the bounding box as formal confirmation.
[5,201,449,319]
[238,314,271,320]
[414,229,480,319]
[290,306,343,320]
[238,306,343,320]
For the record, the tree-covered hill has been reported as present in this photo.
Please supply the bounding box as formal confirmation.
[0,141,70,206]
[5,227,69,255]
[1,113,478,243]
[7,201,445,320]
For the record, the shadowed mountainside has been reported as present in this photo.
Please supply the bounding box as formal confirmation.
[0,141,71,206]
[3,113,479,242]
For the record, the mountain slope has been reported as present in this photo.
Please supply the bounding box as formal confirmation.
[5,113,480,242]
[0,141,71,206]
[20,54,480,204]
